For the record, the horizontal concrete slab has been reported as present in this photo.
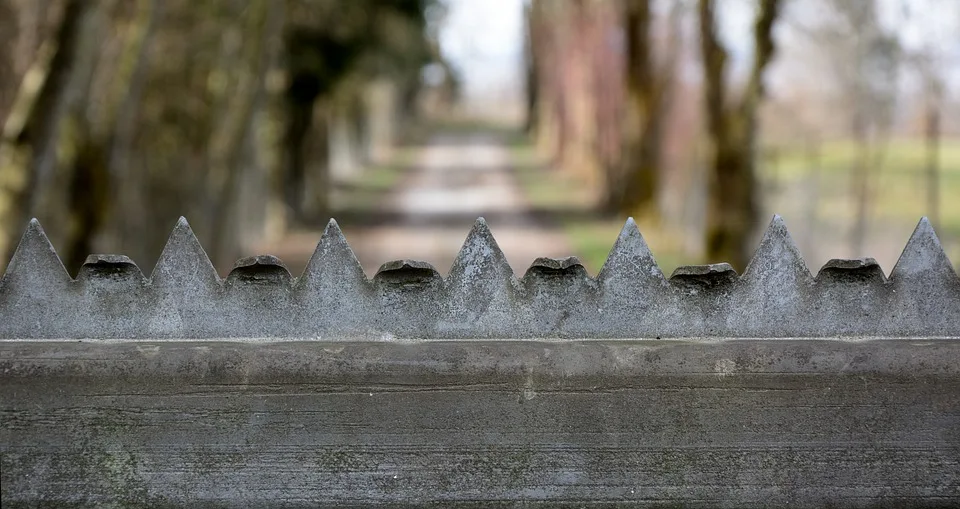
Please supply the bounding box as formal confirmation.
[2,338,959,507]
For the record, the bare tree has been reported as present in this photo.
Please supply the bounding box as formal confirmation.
[208,0,284,268]
[609,0,683,220]
[919,57,943,232]
[0,0,445,272]
[901,0,954,233]
[526,0,605,194]
[801,0,900,256]
[698,0,782,270]
[0,0,92,264]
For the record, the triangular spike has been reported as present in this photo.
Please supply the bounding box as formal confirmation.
[889,217,958,280]
[149,217,220,286]
[290,218,373,337]
[0,220,73,339]
[741,215,812,282]
[142,218,222,339]
[297,218,368,288]
[596,217,665,283]
[438,218,518,337]
[1,218,71,284]
[881,218,960,336]
[593,218,680,339]
[725,215,814,337]
[446,217,514,284]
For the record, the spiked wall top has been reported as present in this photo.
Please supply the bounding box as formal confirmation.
[0,216,957,339]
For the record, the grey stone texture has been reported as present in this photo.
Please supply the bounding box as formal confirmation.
[1,215,959,507]
[2,339,959,507]
[1,215,958,339]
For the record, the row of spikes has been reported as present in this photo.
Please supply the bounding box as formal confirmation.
[0,215,957,339]
[0,215,956,286]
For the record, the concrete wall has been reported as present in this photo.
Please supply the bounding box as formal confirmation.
[1,216,959,506]
[2,339,959,507]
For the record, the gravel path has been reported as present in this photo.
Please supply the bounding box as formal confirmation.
[265,132,572,277]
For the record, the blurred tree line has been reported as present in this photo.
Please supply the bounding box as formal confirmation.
[0,0,446,273]
[526,0,782,270]
[524,0,953,271]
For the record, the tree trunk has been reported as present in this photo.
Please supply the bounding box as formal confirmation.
[523,2,538,135]
[612,0,657,218]
[303,98,331,222]
[54,0,164,271]
[208,0,282,268]
[706,142,758,269]
[0,0,18,125]
[0,0,90,264]
[925,101,940,231]
[63,139,110,273]
[699,0,781,270]
[850,113,869,257]
[563,0,599,190]
[800,136,821,260]
[61,0,112,274]
[104,0,163,258]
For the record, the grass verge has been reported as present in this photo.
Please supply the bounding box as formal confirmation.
[510,138,697,276]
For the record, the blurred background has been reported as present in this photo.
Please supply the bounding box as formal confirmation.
[1,0,958,279]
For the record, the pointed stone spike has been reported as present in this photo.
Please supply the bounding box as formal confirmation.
[596,217,665,283]
[0,220,73,339]
[725,215,814,337]
[589,218,682,339]
[143,218,224,338]
[1,218,71,284]
[446,217,514,284]
[440,218,517,337]
[292,218,373,337]
[741,215,812,283]
[889,217,958,281]
[881,218,960,336]
[297,218,368,288]
[149,217,220,286]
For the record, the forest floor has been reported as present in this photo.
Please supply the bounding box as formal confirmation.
[263,128,573,278]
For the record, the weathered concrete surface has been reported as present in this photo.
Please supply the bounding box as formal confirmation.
[1,204,959,506]
[2,339,959,507]
[1,215,958,339]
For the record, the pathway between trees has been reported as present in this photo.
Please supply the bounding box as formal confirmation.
[266,131,573,277]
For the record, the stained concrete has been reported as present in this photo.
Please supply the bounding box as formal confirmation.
[0,216,958,339]
[2,210,960,506]
[2,339,959,507]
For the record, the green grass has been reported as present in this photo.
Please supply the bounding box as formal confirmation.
[558,216,699,277]
[399,116,527,147]
[510,142,698,276]
[329,147,417,213]
[512,135,960,273]
[759,137,960,266]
